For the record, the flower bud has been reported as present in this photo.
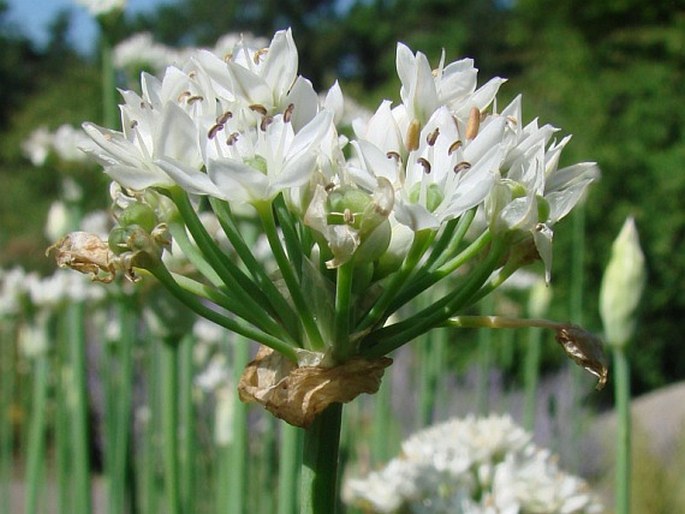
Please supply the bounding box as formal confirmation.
[599,217,646,346]
[118,203,158,232]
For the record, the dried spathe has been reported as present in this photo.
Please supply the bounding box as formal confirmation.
[238,346,392,427]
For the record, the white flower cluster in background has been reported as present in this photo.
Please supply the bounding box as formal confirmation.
[343,414,604,514]
[22,124,96,166]
[75,0,126,17]
[113,32,270,75]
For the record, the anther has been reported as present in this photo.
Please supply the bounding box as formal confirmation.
[417,157,432,174]
[283,103,295,124]
[448,140,463,155]
[324,183,336,192]
[426,127,440,146]
[187,95,204,104]
[260,115,274,132]
[208,124,224,139]
[249,104,268,116]
[130,120,138,129]
[406,119,421,152]
[386,151,401,161]
[226,132,239,146]
[343,208,355,224]
[254,48,268,64]
[216,111,233,125]
[177,91,191,102]
[453,161,472,173]
[465,107,480,140]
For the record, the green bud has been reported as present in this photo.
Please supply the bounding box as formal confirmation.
[327,186,372,229]
[119,203,158,232]
[536,195,550,223]
[599,217,646,347]
[108,226,133,255]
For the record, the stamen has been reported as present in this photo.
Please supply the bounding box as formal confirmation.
[249,104,268,116]
[216,111,233,125]
[260,115,274,132]
[324,183,336,192]
[465,107,480,140]
[386,151,401,162]
[453,161,472,173]
[208,123,224,139]
[254,48,269,64]
[130,120,138,129]
[426,127,440,146]
[187,95,204,104]
[417,157,432,175]
[177,91,191,102]
[226,132,239,146]
[448,140,463,155]
[343,208,355,224]
[283,103,295,124]
[406,119,421,152]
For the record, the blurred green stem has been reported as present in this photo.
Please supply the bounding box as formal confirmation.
[25,351,49,514]
[227,338,250,514]
[161,336,181,514]
[476,295,495,416]
[277,422,303,514]
[67,302,93,514]
[613,346,631,514]
[0,322,16,509]
[523,327,543,431]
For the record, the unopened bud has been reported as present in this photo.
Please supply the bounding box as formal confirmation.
[555,325,608,390]
[599,217,646,346]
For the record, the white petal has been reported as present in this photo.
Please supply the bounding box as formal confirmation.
[154,103,202,167]
[286,76,319,132]
[207,158,267,203]
[261,29,298,102]
[156,158,224,197]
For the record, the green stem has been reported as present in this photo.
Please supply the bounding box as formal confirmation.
[67,302,93,514]
[613,346,631,514]
[300,403,343,514]
[257,201,325,350]
[363,239,507,357]
[0,321,16,509]
[332,262,354,361]
[161,336,181,514]
[209,197,301,337]
[523,326,543,431]
[356,230,433,333]
[101,32,117,128]
[277,422,303,514]
[25,352,49,514]
[425,208,475,270]
[228,338,250,514]
[179,333,195,514]
[273,194,304,279]
[167,220,224,286]
[150,264,297,360]
[387,230,492,314]
[476,295,495,416]
[170,188,282,325]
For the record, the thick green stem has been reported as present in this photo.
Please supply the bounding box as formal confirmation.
[101,33,117,128]
[476,296,495,416]
[613,346,631,514]
[161,336,181,514]
[425,209,475,270]
[277,422,303,514]
[300,403,343,514]
[25,353,49,514]
[179,333,195,514]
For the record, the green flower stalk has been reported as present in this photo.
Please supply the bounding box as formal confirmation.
[50,29,607,513]
[599,217,646,514]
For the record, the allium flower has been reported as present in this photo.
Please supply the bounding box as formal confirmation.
[344,415,604,514]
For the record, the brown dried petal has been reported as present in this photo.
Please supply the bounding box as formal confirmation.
[47,231,117,283]
[556,325,608,390]
[238,346,393,427]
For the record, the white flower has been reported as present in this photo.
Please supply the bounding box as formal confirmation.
[113,33,175,72]
[45,201,70,242]
[22,126,52,166]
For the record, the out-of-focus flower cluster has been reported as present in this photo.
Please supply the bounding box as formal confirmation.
[344,414,604,514]
[22,124,96,167]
